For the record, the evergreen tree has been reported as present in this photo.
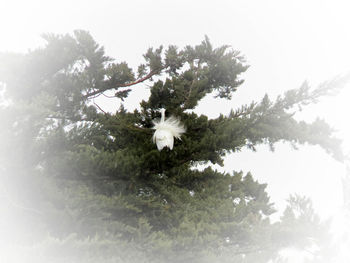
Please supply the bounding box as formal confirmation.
[0,30,347,262]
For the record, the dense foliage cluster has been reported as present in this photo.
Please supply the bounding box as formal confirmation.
[0,30,345,262]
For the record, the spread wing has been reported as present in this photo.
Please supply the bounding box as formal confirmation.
[163,116,186,139]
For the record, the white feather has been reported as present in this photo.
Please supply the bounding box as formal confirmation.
[152,109,186,151]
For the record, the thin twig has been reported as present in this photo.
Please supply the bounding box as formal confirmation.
[102,92,116,98]
[93,100,107,114]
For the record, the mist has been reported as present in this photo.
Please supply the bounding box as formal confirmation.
[1,1,350,262]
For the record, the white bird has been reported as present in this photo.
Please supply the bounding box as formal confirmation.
[152,108,186,151]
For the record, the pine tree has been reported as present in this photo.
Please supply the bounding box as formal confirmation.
[0,30,347,263]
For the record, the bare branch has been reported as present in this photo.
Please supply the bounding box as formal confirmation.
[93,100,107,114]
[84,68,164,99]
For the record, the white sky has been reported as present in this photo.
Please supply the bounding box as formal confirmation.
[1,0,350,219]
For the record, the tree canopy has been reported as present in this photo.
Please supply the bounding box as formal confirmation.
[0,30,347,263]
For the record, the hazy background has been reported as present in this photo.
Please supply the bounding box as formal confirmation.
[1,0,349,220]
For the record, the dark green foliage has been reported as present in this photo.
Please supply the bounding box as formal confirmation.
[0,30,346,262]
